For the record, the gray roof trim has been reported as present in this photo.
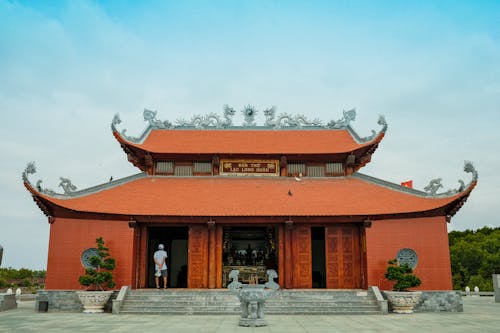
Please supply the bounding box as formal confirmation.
[36,173,147,199]
[353,169,474,199]
[353,173,430,197]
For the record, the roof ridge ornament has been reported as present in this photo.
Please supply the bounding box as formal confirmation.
[22,162,77,196]
[378,114,388,131]
[464,160,478,181]
[326,108,356,129]
[357,114,388,142]
[111,113,139,142]
[58,177,77,194]
[424,161,478,196]
[263,107,323,128]
[35,180,57,195]
[144,109,173,129]
[177,105,236,128]
[111,113,121,131]
[110,106,388,143]
[424,178,443,195]
[242,105,257,127]
[22,161,36,183]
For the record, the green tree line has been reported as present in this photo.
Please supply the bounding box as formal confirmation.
[0,267,46,290]
[449,226,500,291]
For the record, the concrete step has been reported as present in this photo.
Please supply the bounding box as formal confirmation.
[119,289,383,315]
[123,299,378,305]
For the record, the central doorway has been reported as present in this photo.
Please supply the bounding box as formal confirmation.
[221,226,278,287]
[148,227,188,288]
[311,227,326,288]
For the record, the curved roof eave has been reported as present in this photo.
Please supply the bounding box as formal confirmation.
[23,168,476,221]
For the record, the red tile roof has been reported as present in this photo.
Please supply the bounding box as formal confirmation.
[26,175,473,218]
[114,129,383,155]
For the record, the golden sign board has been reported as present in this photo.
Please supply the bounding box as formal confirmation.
[220,160,279,176]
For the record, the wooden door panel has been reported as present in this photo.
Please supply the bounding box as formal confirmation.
[326,225,361,289]
[188,225,208,288]
[342,228,355,288]
[293,225,312,288]
[326,228,340,288]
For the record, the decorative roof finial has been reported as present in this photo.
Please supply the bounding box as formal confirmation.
[111,113,121,131]
[22,162,57,195]
[22,161,36,183]
[377,115,387,131]
[464,161,478,181]
[242,105,257,127]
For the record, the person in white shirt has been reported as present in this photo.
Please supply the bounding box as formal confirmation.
[154,244,168,289]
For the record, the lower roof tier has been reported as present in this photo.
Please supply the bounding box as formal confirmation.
[25,172,476,220]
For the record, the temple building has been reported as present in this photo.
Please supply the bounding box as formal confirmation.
[23,106,477,291]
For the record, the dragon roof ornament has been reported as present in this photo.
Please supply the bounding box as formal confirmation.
[424,161,478,197]
[22,161,36,183]
[177,105,236,128]
[263,107,323,128]
[111,106,388,144]
[22,162,77,196]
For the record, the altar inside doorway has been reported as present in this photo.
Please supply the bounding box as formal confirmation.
[222,226,277,287]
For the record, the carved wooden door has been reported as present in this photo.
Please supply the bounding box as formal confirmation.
[188,225,209,288]
[325,225,362,289]
[293,225,312,288]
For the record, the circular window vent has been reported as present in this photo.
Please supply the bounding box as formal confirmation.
[81,248,99,269]
[396,248,418,269]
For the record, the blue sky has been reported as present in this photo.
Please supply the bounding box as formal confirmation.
[1,0,499,269]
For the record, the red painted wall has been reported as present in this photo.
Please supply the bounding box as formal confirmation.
[45,216,452,290]
[366,216,452,290]
[45,218,134,290]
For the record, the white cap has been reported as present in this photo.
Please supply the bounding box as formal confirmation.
[158,244,164,250]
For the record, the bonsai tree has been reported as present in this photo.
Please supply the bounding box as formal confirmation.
[78,237,116,290]
[385,258,421,291]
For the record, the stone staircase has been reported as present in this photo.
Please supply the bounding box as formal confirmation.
[118,288,384,315]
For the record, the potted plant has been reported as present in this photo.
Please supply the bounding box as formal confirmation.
[384,258,422,313]
[76,237,116,313]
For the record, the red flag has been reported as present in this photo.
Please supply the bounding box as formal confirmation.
[401,180,413,188]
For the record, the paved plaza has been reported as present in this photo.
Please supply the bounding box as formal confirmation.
[1,296,499,333]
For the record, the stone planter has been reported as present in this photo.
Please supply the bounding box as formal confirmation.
[493,274,500,303]
[76,291,113,313]
[385,291,422,314]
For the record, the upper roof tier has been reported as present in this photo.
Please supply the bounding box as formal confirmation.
[111,107,387,156]
[114,128,384,155]
[22,161,478,222]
